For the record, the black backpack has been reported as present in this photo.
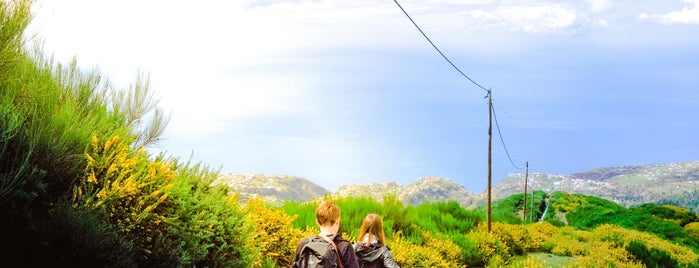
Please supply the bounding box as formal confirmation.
[293,235,342,268]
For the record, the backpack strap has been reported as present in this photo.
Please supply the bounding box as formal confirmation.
[320,235,344,268]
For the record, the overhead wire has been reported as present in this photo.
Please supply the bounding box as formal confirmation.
[392,0,489,93]
[491,102,523,170]
[393,0,524,170]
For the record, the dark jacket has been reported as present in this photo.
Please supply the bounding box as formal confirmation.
[293,234,359,268]
[353,243,400,268]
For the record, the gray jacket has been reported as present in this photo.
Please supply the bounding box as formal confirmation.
[352,243,400,268]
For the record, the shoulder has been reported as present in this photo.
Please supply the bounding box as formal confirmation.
[333,234,352,246]
[333,233,349,242]
[334,236,353,251]
[296,235,315,248]
[334,235,359,267]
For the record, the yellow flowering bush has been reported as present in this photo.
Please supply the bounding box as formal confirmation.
[541,226,589,257]
[571,241,642,268]
[73,135,174,254]
[524,222,558,251]
[492,222,529,255]
[470,223,512,264]
[422,232,463,262]
[552,192,587,213]
[506,256,547,268]
[685,222,699,239]
[388,232,462,267]
[593,224,699,266]
[246,197,303,268]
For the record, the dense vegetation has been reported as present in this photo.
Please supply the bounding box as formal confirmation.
[547,191,699,251]
[2,1,699,267]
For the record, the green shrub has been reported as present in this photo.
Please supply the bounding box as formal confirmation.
[33,205,137,267]
[148,160,255,268]
[626,240,678,268]
[413,200,481,236]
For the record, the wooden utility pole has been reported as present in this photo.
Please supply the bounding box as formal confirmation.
[523,161,529,222]
[530,171,535,223]
[487,89,493,233]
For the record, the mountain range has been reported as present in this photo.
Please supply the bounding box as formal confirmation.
[212,160,699,212]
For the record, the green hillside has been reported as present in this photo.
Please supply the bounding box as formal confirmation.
[544,191,699,251]
[3,1,699,267]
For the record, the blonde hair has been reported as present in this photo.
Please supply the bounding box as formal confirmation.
[316,200,341,226]
[357,214,386,246]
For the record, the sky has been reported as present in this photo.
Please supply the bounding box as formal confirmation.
[26,0,699,193]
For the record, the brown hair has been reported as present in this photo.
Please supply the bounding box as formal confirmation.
[316,200,341,226]
[357,214,386,246]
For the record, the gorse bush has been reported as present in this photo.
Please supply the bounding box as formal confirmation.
[246,197,302,268]
[541,226,590,257]
[686,222,699,239]
[72,137,256,267]
[572,240,643,268]
[550,191,699,251]
[626,240,678,268]
[388,231,462,267]
[593,224,699,266]
[73,135,171,264]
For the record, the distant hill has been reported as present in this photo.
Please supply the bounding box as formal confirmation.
[335,181,403,201]
[496,161,699,212]
[211,174,329,206]
[214,161,699,212]
[400,176,474,205]
[336,176,475,206]
[214,174,475,207]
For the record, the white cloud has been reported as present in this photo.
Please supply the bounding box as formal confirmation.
[640,0,699,24]
[470,4,585,35]
[586,0,612,14]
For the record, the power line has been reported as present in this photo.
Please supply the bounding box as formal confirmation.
[392,0,489,93]
[393,0,522,169]
[392,0,522,233]
[491,102,523,170]
[393,1,523,172]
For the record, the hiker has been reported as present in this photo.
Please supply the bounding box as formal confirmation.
[353,214,400,268]
[292,200,359,268]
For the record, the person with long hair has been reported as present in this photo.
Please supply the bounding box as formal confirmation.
[353,214,400,268]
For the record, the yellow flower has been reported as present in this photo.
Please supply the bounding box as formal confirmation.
[87,173,98,184]
[91,135,99,152]
[96,189,107,199]
[85,153,95,166]
[104,135,120,152]
[106,163,117,177]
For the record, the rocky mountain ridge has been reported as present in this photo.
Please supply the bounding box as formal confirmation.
[212,174,329,206]
[336,177,476,205]
[495,161,699,211]
[213,161,699,212]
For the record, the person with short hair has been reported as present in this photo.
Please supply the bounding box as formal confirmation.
[353,214,400,268]
[292,200,359,268]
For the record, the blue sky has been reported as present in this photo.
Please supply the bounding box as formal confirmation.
[29,0,699,193]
